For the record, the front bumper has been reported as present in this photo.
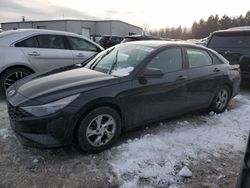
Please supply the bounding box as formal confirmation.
[8,102,79,148]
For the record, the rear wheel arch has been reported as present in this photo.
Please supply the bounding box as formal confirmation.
[0,65,35,95]
[0,65,35,76]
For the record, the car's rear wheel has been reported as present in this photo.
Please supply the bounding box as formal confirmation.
[76,107,121,153]
[210,85,231,113]
[0,67,32,96]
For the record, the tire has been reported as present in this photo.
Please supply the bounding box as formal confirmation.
[0,67,32,96]
[76,107,121,153]
[210,85,231,113]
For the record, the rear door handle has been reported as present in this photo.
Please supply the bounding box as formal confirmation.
[213,67,221,72]
[76,53,85,58]
[176,75,187,81]
[28,51,40,56]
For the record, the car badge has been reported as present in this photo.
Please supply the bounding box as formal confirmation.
[8,89,16,97]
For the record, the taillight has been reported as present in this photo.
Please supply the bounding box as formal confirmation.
[231,67,241,74]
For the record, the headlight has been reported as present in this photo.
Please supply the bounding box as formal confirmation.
[20,94,80,117]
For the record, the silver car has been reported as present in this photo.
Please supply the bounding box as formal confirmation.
[0,29,103,95]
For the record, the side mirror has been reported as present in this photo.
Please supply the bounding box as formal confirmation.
[140,67,164,78]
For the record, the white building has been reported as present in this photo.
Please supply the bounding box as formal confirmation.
[1,19,142,42]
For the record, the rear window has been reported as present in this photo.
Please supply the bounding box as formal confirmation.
[208,33,250,48]
[15,37,39,48]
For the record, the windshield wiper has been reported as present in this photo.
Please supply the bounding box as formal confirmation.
[108,50,118,75]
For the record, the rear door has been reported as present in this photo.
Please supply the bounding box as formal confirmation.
[126,47,188,126]
[185,47,224,109]
[67,36,99,64]
[16,35,74,72]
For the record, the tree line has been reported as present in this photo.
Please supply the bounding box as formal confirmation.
[150,11,250,40]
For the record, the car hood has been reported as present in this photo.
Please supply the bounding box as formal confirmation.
[10,67,118,105]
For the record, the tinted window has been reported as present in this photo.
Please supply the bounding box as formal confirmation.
[68,36,97,51]
[15,37,38,48]
[147,48,182,73]
[37,35,65,49]
[187,48,212,68]
[208,34,250,48]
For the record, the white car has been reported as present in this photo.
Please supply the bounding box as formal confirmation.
[0,29,103,95]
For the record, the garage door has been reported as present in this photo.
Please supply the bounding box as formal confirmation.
[81,28,90,38]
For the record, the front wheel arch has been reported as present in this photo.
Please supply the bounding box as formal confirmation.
[76,106,122,153]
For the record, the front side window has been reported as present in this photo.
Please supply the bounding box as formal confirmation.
[146,48,182,73]
[37,35,66,49]
[15,37,39,48]
[187,48,212,68]
[68,36,97,51]
[85,44,154,76]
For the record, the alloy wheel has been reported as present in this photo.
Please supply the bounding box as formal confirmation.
[86,114,116,147]
[215,89,229,111]
[4,71,29,90]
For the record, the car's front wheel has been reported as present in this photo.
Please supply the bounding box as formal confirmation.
[0,67,32,96]
[76,107,121,153]
[210,85,231,113]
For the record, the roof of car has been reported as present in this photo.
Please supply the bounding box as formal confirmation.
[212,27,250,35]
[1,28,82,37]
[124,34,161,40]
[122,40,208,49]
[0,29,102,48]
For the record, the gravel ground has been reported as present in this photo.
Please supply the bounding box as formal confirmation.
[0,87,249,188]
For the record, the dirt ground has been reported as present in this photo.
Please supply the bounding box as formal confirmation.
[0,87,249,188]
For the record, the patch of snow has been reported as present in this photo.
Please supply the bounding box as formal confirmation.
[0,128,11,139]
[109,94,250,187]
[111,67,134,77]
[32,156,45,163]
[206,159,212,163]
[178,166,192,178]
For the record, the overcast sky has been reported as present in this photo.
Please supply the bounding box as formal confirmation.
[0,0,250,29]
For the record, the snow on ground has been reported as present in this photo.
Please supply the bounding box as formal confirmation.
[0,128,11,139]
[109,94,250,187]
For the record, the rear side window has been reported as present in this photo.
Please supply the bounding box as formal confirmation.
[187,48,212,68]
[37,35,65,49]
[15,37,38,48]
[68,36,97,51]
[147,48,182,73]
[208,34,250,48]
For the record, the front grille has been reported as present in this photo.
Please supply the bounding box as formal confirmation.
[7,102,31,121]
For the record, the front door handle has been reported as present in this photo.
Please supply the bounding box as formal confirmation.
[213,67,221,72]
[176,75,187,81]
[28,51,40,56]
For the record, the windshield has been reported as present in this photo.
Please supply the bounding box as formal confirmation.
[84,44,154,76]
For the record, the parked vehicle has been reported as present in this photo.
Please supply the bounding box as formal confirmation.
[6,41,240,153]
[206,27,250,81]
[122,34,162,43]
[0,29,103,95]
[98,35,123,48]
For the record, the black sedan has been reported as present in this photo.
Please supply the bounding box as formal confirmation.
[6,41,241,153]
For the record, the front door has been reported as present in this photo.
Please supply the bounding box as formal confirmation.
[125,47,188,126]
